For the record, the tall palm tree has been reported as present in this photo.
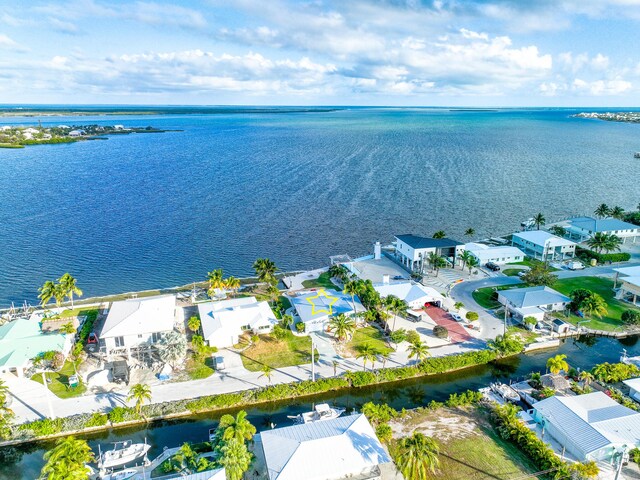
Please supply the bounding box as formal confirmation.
[58,273,82,308]
[343,280,360,316]
[356,345,378,371]
[579,371,594,388]
[459,250,474,271]
[252,258,277,285]
[219,438,252,480]
[38,280,58,307]
[432,230,446,239]
[428,252,447,276]
[533,212,546,230]
[224,276,241,296]
[40,436,95,480]
[602,233,623,254]
[259,365,274,384]
[207,269,224,289]
[327,314,356,342]
[378,350,390,369]
[610,206,625,219]
[218,410,256,443]
[406,340,430,363]
[546,354,569,375]
[581,293,608,318]
[395,432,440,480]
[594,203,611,218]
[464,228,475,238]
[385,295,408,331]
[586,232,607,253]
[127,383,152,415]
[187,316,201,333]
[466,256,479,273]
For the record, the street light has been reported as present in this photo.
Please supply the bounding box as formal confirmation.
[311,340,317,381]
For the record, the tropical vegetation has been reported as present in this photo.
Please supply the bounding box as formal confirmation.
[127,383,152,414]
[39,436,94,480]
[394,432,440,480]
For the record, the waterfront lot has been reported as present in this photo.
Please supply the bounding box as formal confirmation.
[301,272,338,290]
[390,407,540,480]
[238,331,314,372]
[344,326,393,358]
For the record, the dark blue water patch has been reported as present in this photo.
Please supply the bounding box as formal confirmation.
[1,108,640,306]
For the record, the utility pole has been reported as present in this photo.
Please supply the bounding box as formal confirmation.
[311,340,316,381]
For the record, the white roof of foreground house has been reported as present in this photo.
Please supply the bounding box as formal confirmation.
[464,243,525,260]
[615,266,640,277]
[260,414,391,480]
[291,289,365,323]
[499,286,570,308]
[374,281,443,305]
[534,392,640,455]
[101,294,176,339]
[0,317,69,369]
[513,230,576,247]
[197,297,278,341]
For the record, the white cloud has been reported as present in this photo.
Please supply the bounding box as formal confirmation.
[572,78,632,95]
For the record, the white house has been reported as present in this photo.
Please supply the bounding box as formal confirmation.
[614,266,640,306]
[394,234,464,272]
[565,216,640,243]
[498,286,570,322]
[532,392,640,462]
[258,414,391,480]
[623,378,640,403]
[0,317,73,377]
[291,289,365,333]
[197,297,278,349]
[464,243,526,265]
[374,281,444,309]
[99,295,177,358]
[512,230,576,261]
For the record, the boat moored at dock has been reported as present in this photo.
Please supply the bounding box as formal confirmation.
[288,403,345,424]
[97,440,150,471]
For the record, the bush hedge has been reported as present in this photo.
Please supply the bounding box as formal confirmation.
[576,247,630,264]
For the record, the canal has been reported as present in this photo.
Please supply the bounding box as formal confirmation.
[1,335,638,479]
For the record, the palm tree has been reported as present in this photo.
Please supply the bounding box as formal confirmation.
[327,314,356,342]
[218,410,256,443]
[602,233,623,254]
[594,203,611,218]
[579,371,594,388]
[385,295,408,331]
[187,316,201,333]
[38,280,58,307]
[252,258,277,285]
[219,438,252,480]
[432,230,446,239]
[549,225,567,237]
[378,350,390,369]
[59,322,75,335]
[259,365,274,384]
[40,436,95,480]
[581,293,608,318]
[611,206,625,219]
[207,269,224,289]
[586,232,622,254]
[332,360,339,376]
[533,212,546,230]
[464,228,475,238]
[281,314,293,329]
[356,345,378,371]
[395,432,440,480]
[459,250,474,271]
[406,340,430,363]
[428,252,446,276]
[546,354,569,375]
[225,276,241,296]
[466,256,479,273]
[266,284,280,304]
[127,383,152,415]
[343,280,360,316]
[58,273,82,308]
[454,302,464,311]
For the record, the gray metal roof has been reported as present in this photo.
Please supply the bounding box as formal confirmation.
[500,286,570,308]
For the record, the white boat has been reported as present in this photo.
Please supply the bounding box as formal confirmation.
[99,468,143,480]
[621,349,640,368]
[491,382,520,402]
[288,403,345,424]
[98,440,150,470]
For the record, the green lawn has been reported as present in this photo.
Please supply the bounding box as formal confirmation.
[302,272,338,290]
[472,284,528,310]
[506,325,539,344]
[240,331,314,372]
[502,269,522,277]
[185,356,215,380]
[508,258,559,271]
[31,360,86,399]
[551,276,640,331]
[345,326,393,357]
[279,295,292,311]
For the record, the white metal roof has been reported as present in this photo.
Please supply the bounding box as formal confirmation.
[499,286,570,308]
[513,230,576,247]
[373,281,443,305]
[100,295,176,338]
[260,414,390,480]
[620,276,640,288]
[291,289,365,324]
[614,266,640,277]
[534,392,640,455]
[623,377,640,391]
[197,297,278,342]
[464,243,525,257]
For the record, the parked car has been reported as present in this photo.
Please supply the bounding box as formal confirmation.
[517,270,527,277]
[567,261,585,270]
[393,275,406,280]
[486,262,501,272]
[451,313,463,322]
[215,356,225,370]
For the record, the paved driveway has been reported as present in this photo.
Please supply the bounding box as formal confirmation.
[424,305,472,343]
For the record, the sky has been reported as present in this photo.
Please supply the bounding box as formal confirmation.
[2,0,640,106]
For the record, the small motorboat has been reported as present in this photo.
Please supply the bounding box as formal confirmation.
[99,468,142,480]
[634,152,640,159]
[490,382,520,403]
[288,403,345,424]
[97,440,150,470]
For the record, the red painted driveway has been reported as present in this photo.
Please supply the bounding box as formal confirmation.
[424,304,472,343]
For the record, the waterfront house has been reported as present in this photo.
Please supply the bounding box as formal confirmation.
[614,266,640,306]
[394,234,464,272]
[531,392,640,462]
[565,216,639,243]
[511,230,576,262]
[0,317,73,377]
[257,414,391,480]
[99,294,177,359]
[498,286,570,323]
[68,129,85,137]
[623,378,640,403]
[197,297,278,349]
[374,280,444,309]
[464,243,525,265]
[291,289,365,333]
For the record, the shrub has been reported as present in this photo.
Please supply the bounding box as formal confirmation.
[272,324,288,340]
[445,390,483,407]
[622,309,640,325]
[108,406,139,423]
[465,311,479,321]
[295,322,305,333]
[592,362,640,383]
[432,325,448,339]
[375,423,393,444]
[345,371,377,387]
[406,330,421,345]
[83,412,108,428]
[361,402,398,425]
[389,329,407,345]
[52,352,65,370]
[577,247,630,264]
[630,448,640,464]
[18,418,63,436]
[186,393,246,413]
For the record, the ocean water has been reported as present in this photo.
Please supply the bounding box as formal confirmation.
[1,107,639,306]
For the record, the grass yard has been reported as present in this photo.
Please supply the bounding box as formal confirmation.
[472,284,529,310]
[302,272,338,290]
[31,360,86,399]
[502,269,522,277]
[391,407,541,480]
[508,258,559,271]
[506,325,539,344]
[240,331,314,372]
[551,276,640,331]
[345,326,393,357]
[185,355,215,380]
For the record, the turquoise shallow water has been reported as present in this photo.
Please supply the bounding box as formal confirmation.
[1,107,639,306]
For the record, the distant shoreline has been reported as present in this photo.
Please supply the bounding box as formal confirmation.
[0,107,342,117]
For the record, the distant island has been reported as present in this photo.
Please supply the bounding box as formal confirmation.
[0,106,342,117]
[572,112,640,123]
[0,124,180,149]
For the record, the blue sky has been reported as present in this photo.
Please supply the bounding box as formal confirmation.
[2,0,640,106]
